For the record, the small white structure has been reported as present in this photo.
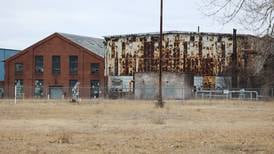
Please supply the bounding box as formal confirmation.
[71,82,80,103]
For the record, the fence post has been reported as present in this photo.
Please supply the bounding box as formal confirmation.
[14,85,17,104]
[250,91,252,100]
[183,87,185,100]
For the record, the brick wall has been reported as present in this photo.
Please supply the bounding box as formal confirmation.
[4,34,105,98]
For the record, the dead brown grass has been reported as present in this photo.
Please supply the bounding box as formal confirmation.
[0,99,273,153]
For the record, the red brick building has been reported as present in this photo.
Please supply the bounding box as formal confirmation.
[5,33,105,99]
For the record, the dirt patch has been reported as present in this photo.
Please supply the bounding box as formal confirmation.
[0,100,273,153]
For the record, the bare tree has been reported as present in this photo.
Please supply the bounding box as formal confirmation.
[203,0,274,35]
[251,36,274,75]
[203,0,274,96]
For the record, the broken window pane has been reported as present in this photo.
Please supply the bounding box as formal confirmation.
[90,80,100,98]
[35,56,44,73]
[34,80,43,97]
[15,63,23,74]
[91,63,99,74]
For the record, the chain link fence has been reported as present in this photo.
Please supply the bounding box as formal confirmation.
[194,88,274,100]
[1,86,274,101]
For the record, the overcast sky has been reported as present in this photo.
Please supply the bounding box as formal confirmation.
[0,0,253,50]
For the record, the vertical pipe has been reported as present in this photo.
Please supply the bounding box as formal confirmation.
[157,0,164,107]
[232,29,238,88]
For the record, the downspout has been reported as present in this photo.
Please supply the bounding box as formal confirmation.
[32,48,34,98]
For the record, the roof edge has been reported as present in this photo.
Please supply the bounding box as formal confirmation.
[57,32,104,41]
[0,48,21,51]
[104,30,257,39]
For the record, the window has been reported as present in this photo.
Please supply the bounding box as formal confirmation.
[90,80,100,98]
[34,80,43,97]
[15,63,23,74]
[91,63,99,74]
[69,56,78,74]
[52,56,60,74]
[35,56,44,73]
[15,79,24,98]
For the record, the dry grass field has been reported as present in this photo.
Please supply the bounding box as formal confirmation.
[0,99,273,154]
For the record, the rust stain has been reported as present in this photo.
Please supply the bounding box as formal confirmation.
[105,32,256,88]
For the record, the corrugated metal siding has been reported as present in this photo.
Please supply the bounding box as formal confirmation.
[0,48,19,80]
[105,32,256,88]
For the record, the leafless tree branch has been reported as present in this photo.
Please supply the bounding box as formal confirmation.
[203,0,274,35]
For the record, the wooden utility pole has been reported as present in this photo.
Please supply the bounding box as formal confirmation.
[157,0,164,108]
[232,29,238,88]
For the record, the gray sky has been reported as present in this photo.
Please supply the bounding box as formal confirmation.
[0,0,252,50]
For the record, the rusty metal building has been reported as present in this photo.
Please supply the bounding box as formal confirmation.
[104,31,257,95]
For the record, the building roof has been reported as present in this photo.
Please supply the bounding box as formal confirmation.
[59,33,105,58]
[0,48,20,52]
[104,30,256,39]
[0,48,20,62]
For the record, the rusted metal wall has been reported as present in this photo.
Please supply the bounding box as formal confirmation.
[105,31,256,89]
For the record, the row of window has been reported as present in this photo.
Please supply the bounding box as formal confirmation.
[15,56,100,75]
[15,79,100,98]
